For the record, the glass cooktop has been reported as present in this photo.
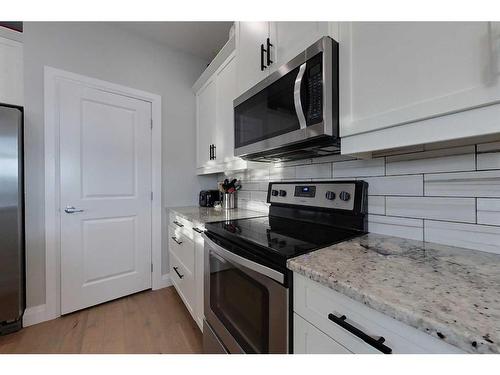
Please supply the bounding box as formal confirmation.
[205,215,361,261]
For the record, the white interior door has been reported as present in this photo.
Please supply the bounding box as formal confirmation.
[59,79,152,314]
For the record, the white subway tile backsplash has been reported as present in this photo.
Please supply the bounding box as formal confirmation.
[477,140,500,171]
[283,159,312,167]
[424,170,500,197]
[223,140,500,254]
[368,196,385,215]
[238,199,269,213]
[236,191,251,200]
[296,163,332,179]
[424,220,500,255]
[269,165,296,181]
[250,191,268,202]
[477,198,500,226]
[363,175,423,196]
[312,154,354,164]
[477,142,500,170]
[247,167,270,181]
[240,182,266,191]
[477,152,500,170]
[332,158,385,178]
[386,146,475,175]
[477,141,500,153]
[368,215,424,241]
[386,197,476,223]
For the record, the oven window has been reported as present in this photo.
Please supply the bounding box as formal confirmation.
[234,66,301,149]
[209,252,270,353]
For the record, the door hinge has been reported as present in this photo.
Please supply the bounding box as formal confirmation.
[151,191,153,200]
[150,119,153,129]
[151,263,153,273]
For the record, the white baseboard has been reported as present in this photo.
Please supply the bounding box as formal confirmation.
[153,273,172,290]
[23,304,51,327]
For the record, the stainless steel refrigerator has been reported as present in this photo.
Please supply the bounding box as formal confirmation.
[0,104,25,335]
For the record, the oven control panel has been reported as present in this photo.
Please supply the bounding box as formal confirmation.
[268,182,356,211]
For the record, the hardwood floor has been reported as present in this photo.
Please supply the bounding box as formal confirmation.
[0,287,203,354]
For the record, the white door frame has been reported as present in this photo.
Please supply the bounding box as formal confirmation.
[43,66,163,322]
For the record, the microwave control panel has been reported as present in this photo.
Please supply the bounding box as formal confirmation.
[305,52,323,125]
[268,182,355,211]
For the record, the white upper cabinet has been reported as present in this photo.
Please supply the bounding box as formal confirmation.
[235,22,271,96]
[196,78,216,169]
[194,38,248,174]
[0,36,23,106]
[339,22,500,155]
[270,22,329,69]
[215,52,238,164]
[235,22,329,97]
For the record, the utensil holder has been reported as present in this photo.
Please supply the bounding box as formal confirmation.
[222,192,237,210]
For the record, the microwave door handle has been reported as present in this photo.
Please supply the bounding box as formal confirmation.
[294,62,307,130]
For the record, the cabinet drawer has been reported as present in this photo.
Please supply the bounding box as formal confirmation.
[170,250,195,316]
[168,226,195,273]
[294,313,351,354]
[294,273,463,354]
[169,211,193,231]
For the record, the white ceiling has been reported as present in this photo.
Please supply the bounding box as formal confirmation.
[116,22,233,61]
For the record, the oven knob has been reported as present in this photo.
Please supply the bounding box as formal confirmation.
[325,191,336,200]
[339,191,351,201]
[271,189,279,197]
[279,190,287,197]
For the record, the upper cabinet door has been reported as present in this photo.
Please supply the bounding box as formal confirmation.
[0,37,23,106]
[215,53,237,163]
[235,22,270,96]
[340,22,500,153]
[270,22,329,70]
[196,78,216,169]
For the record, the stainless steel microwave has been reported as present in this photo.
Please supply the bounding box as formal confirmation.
[233,36,339,162]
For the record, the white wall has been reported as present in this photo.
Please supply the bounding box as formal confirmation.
[23,22,216,308]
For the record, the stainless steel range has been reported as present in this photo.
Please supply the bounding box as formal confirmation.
[202,180,368,354]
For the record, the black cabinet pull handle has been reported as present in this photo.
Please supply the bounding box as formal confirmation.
[173,266,184,279]
[260,43,267,71]
[209,144,212,160]
[266,38,273,66]
[327,313,392,354]
[173,220,184,228]
[213,144,216,160]
[171,236,183,245]
[193,227,204,234]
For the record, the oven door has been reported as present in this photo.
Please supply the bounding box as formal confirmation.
[233,36,338,159]
[202,233,288,354]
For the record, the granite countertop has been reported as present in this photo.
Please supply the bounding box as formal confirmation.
[287,233,500,354]
[168,206,266,226]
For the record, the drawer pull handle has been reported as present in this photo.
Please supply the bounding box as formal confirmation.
[173,266,184,279]
[193,227,204,234]
[171,236,183,245]
[173,220,184,228]
[327,313,392,354]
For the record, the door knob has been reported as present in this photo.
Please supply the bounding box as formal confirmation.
[64,206,84,214]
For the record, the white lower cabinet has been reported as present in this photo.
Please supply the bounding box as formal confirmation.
[294,313,351,354]
[293,273,463,354]
[168,211,205,332]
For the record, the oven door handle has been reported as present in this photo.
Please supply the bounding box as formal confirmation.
[294,62,307,130]
[202,233,285,284]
